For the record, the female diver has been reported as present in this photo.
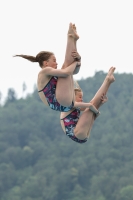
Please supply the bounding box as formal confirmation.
[60,67,115,143]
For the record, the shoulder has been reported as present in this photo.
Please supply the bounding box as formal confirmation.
[39,67,52,74]
[38,67,53,77]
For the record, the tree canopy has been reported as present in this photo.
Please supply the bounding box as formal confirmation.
[0,71,133,200]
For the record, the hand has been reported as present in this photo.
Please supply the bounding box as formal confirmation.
[71,51,81,61]
[101,93,108,104]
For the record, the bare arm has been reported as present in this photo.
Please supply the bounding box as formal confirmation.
[74,94,108,111]
[74,101,92,108]
[40,62,79,77]
[74,101,99,113]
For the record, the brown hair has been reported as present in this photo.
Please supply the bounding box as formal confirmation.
[13,51,54,68]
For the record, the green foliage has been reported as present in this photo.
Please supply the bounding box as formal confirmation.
[119,185,133,200]
[0,72,133,200]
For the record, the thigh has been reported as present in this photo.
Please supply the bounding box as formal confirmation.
[74,109,95,139]
[56,75,75,107]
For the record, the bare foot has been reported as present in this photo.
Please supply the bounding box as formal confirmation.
[106,66,116,83]
[68,23,79,40]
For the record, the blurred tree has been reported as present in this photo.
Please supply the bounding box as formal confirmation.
[0,91,2,105]
[119,185,133,200]
[22,82,27,98]
[0,72,133,200]
[5,88,17,104]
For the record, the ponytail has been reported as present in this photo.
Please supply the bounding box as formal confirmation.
[13,54,37,62]
[13,51,54,67]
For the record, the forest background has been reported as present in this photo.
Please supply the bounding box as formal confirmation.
[0,71,133,200]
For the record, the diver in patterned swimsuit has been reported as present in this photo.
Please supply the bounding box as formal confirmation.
[60,67,116,144]
[61,107,88,143]
[13,23,82,112]
[38,76,74,112]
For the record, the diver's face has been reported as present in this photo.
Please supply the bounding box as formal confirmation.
[75,91,83,102]
[43,54,58,69]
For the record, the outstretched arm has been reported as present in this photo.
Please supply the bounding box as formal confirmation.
[74,101,99,115]
[74,94,108,112]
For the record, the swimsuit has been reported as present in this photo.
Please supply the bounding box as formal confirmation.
[38,76,74,112]
[61,108,88,144]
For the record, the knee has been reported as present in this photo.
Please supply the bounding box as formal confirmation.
[74,129,87,140]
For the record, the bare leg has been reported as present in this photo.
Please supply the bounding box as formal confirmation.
[74,67,115,139]
[87,66,115,116]
[90,67,115,108]
[56,23,80,107]
[62,23,79,69]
